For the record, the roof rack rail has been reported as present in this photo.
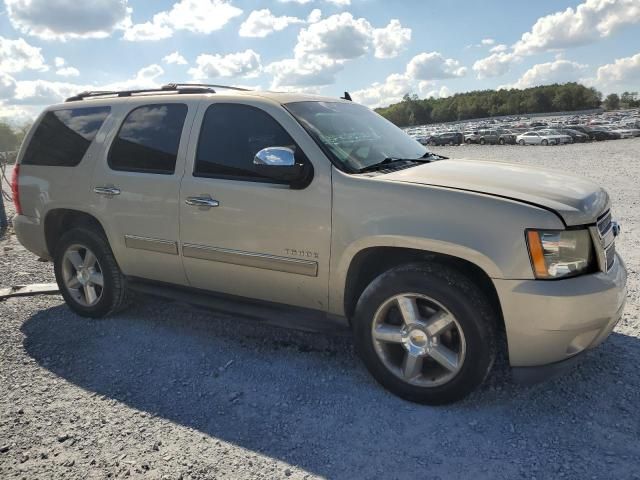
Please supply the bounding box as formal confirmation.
[163,83,252,92]
[65,82,251,102]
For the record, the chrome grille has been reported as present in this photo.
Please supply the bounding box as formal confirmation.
[597,210,612,237]
[605,243,616,271]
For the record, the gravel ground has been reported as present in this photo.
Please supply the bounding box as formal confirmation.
[1,139,639,479]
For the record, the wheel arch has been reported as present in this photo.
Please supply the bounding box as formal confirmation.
[341,246,505,334]
[44,208,110,258]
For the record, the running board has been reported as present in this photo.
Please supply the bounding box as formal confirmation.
[127,278,350,335]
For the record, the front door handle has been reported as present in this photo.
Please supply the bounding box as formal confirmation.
[94,186,121,196]
[185,196,220,208]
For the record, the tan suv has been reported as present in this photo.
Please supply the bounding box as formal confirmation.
[12,84,627,404]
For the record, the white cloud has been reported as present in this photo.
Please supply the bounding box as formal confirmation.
[5,0,131,41]
[594,52,640,86]
[372,19,411,59]
[295,12,373,60]
[307,8,322,23]
[267,13,410,89]
[513,0,640,56]
[163,51,188,65]
[124,0,242,41]
[424,85,451,99]
[56,66,79,77]
[188,50,261,79]
[278,0,348,5]
[0,72,18,100]
[351,73,412,108]
[266,54,343,89]
[294,13,411,60]
[239,9,304,38]
[481,38,495,46]
[509,59,588,89]
[406,52,467,80]
[11,64,165,106]
[473,52,519,79]
[0,36,47,73]
[489,44,508,53]
[54,56,65,67]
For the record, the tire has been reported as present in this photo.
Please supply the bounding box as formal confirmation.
[518,140,525,146]
[541,139,549,146]
[499,138,505,145]
[465,139,471,144]
[353,262,497,405]
[428,140,436,146]
[53,227,129,318]
[448,140,454,146]
[479,138,486,145]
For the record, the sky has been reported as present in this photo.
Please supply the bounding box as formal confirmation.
[0,0,639,124]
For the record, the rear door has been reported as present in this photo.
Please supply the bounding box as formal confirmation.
[91,100,196,285]
[179,100,332,310]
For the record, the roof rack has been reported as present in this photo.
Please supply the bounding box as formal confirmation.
[65,83,252,102]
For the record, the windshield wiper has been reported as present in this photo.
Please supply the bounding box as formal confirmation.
[357,152,443,173]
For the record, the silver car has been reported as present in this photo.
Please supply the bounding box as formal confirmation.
[517,131,569,145]
[12,84,627,404]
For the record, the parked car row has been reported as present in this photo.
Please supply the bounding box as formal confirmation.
[405,108,640,147]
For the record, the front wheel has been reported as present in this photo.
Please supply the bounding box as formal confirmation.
[518,139,525,146]
[541,139,549,146]
[353,263,497,405]
[499,138,505,145]
[54,227,129,318]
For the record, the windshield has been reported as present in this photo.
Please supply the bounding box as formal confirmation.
[285,101,428,172]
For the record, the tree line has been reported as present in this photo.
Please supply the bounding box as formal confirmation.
[375,83,636,127]
[0,122,31,154]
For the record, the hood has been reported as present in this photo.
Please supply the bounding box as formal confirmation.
[382,159,609,226]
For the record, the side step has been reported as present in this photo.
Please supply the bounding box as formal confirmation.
[128,279,350,336]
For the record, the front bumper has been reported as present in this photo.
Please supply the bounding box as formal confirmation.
[494,254,627,368]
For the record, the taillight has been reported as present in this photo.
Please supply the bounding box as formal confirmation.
[11,164,22,215]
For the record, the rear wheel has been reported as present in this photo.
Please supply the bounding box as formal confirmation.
[499,138,505,145]
[479,138,486,145]
[54,227,129,318]
[465,139,471,144]
[353,263,497,405]
[542,139,549,146]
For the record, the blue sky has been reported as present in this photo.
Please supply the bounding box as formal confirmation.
[1,0,639,123]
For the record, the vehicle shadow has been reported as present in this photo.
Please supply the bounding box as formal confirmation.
[21,297,640,479]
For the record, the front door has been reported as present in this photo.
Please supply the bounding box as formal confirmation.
[179,100,332,310]
[91,101,196,285]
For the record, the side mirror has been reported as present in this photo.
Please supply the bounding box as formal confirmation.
[253,147,312,188]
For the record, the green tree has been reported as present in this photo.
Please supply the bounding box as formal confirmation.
[604,93,620,110]
[375,83,605,127]
[0,122,20,152]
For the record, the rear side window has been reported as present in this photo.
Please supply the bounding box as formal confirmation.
[194,103,297,182]
[21,106,111,166]
[109,104,188,174]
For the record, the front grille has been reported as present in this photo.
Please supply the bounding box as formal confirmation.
[605,243,616,271]
[597,210,612,237]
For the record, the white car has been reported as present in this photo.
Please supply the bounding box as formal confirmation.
[603,126,635,139]
[516,131,570,146]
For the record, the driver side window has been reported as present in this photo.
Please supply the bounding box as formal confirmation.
[194,103,301,183]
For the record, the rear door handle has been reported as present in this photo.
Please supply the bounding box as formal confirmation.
[185,196,220,208]
[94,186,121,196]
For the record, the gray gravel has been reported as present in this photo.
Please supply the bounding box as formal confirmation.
[1,139,639,479]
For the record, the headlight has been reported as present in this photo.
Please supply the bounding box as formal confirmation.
[526,229,595,279]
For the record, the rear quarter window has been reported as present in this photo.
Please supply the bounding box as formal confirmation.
[108,103,188,175]
[21,106,111,166]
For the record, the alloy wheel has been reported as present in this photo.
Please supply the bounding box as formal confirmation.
[61,244,104,307]
[371,293,466,387]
